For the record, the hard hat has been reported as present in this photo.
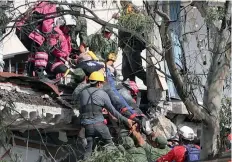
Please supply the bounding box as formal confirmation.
[58,5,77,26]
[178,126,195,141]
[72,68,86,83]
[108,53,117,61]
[152,136,168,149]
[89,71,105,82]
[54,17,65,26]
[63,14,77,26]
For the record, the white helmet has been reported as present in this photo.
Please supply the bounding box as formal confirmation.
[178,126,195,141]
[63,14,77,26]
[59,5,77,26]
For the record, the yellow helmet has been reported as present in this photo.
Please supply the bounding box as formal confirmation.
[89,71,105,82]
[108,53,117,61]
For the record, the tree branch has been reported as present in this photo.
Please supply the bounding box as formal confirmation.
[155,1,211,121]
[47,1,164,56]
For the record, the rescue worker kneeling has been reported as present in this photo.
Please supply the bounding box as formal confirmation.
[79,71,134,160]
[156,126,200,162]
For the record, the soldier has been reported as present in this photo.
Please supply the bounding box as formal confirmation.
[119,136,148,162]
[112,0,147,86]
[131,124,170,162]
[87,26,118,61]
[69,4,88,54]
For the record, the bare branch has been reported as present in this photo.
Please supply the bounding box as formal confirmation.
[182,23,205,37]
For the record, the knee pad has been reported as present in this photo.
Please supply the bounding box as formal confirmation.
[52,63,68,74]
[34,52,48,68]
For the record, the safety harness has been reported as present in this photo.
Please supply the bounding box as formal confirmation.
[80,88,102,120]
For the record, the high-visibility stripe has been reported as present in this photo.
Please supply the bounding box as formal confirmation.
[35,60,47,67]
[35,52,48,60]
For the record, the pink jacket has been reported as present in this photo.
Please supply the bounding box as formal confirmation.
[33,1,57,33]
[17,1,57,46]
[48,27,71,58]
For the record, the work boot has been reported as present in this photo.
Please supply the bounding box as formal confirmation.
[35,68,55,84]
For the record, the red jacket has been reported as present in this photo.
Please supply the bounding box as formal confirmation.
[156,146,186,162]
[49,27,71,58]
[157,145,200,162]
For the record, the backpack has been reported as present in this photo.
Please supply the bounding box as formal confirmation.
[184,144,200,162]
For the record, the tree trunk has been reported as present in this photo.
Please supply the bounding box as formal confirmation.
[201,120,220,159]
[201,31,231,159]
[160,1,231,159]
[143,0,232,160]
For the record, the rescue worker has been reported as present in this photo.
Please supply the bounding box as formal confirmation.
[156,126,200,162]
[119,136,148,162]
[16,2,74,82]
[112,0,147,86]
[87,26,118,61]
[131,124,170,162]
[48,13,76,80]
[79,71,134,160]
[69,3,88,55]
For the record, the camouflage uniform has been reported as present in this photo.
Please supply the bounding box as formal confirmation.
[142,136,170,161]
[142,143,170,161]
[119,136,148,162]
[70,16,88,51]
[70,68,86,86]
[87,27,118,61]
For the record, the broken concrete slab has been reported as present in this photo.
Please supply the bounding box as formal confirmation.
[0,101,74,129]
[151,116,177,139]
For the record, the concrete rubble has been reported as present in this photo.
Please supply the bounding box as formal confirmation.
[0,82,76,130]
[151,116,177,139]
